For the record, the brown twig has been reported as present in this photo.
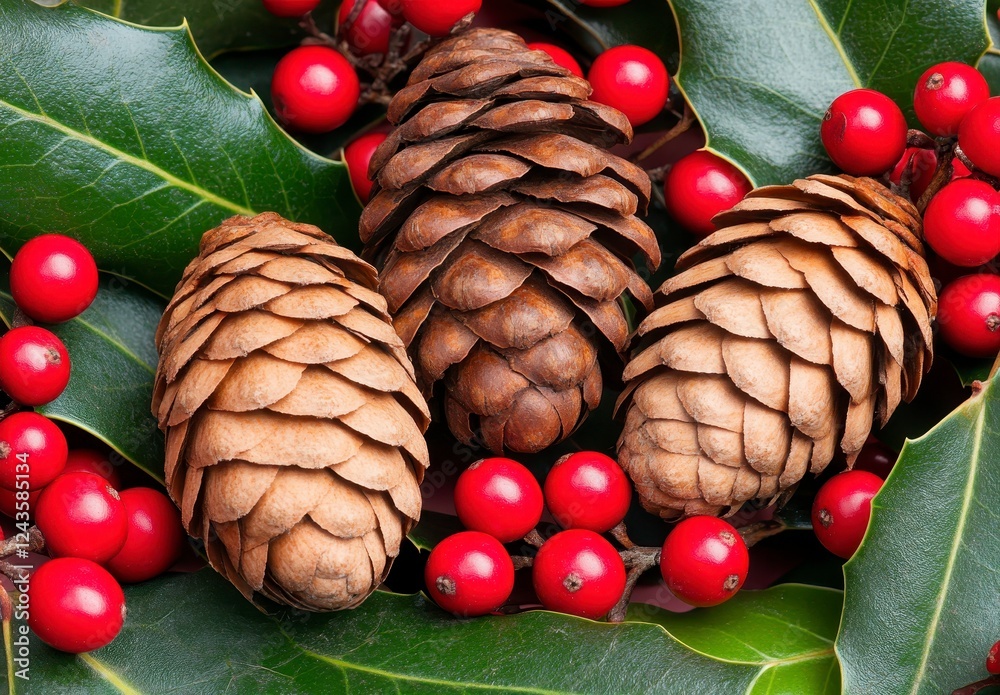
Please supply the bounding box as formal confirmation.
[738,520,787,548]
[511,555,533,570]
[0,527,44,559]
[609,521,636,550]
[523,529,545,548]
[633,105,697,165]
[607,546,660,623]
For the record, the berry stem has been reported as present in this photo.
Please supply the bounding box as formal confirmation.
[0,526,44,559]
[511,555,533,570]
[632,105,697,166]
[951,675,1000,695]
[523,529,545,548]
[607,546,660,623]
[609,521,637,549]
[738,519,787,548]
[915,140,958,214]
[0,401,21,424]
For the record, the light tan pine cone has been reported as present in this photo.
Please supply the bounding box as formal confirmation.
[360,28,660,454]
[617,174,937,519]
[152,213,430,611]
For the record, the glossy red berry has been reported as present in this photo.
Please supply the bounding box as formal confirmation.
[937,274,1000,358]
[526,42,583,78]
[987,639,1000,675]
[532,529,626,619]
[853,437,897,479]
[820,89,907,176]
[812,470,883,559]
[454,457,543,543]
[0,412,67,490]
[660,516,749,607]
[664,150,752,237]
[913,62,989,136]
[890,147,937,202]
[959,97,1000,177]
[0,487,41,519]
[339,0,393,55]
[344,131,388,204]
[579,0,631,5]
[424,531,514,616]
[64,449,122,490]
[923,179,1000,267]
[272,46,360,133]
[36,472,128,563]
[400,0,481,37]
[588,45,669,127]
[106,488,186,584]
[261,0,320,17]
[27,558,125,653]
[0,326,71,406]
[543,451,631,533]
[10,235,98,324]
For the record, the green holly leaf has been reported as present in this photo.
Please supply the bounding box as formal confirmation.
[836,373,1000,693]
[667,0,990,185]
[0,254,165,481]
[980,0,1000,92]
[3,570,844,693]
[0,0,359,298]
[630,584,843,693]
[76,0,333,58]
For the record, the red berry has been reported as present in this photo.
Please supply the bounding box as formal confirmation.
[952,157,972,181]
[526,42,583,78]
[890,147,937,202]
[923,179,1000,267]
[0,326,71,406]
[588,45,669,127]
[272,46,360,133]
[544,451,631,533]
[664,150,752,236]
[339,0,393,55]
[36,472,128,563]
[261,0,320,17]
[0,487,41,519]
[987,639,1000,675]
[454,457,543,543]
[532,529,626,619]
[106,488,185,583]
[64,449,122,490]
[937,274,1000,358]
[424,531,514,616]
[811,470,883,559]
[27,558,125,653]
[579,0,631,5]
[344,131,388,204]
[0,412,67,490]
[820,89,907,176]
[377,0,405,22]
[959,97,1000,177]
[913,62,989,136]
[853,437,897,479]
[10,235,98,324]
[400,0,481,37]
[660,516,749,607]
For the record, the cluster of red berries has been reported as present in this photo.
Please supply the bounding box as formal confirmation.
[820,63,1000,360]
[424,452,751,620]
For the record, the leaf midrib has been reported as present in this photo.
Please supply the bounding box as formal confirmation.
[804,0,863,87]
[0,98,256,219]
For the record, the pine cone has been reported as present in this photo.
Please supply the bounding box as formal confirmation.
[152,213,430,611]
[617,175,936,519]
[360,28,660,454]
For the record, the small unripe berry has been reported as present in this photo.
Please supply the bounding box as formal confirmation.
[0,326,71,406]
[28,558,125,653]
[36,471,129,563]
[664,150,752,237]
[820,89,907,176]
[344,131,388,204]
[424,531,514,617]
[400,0,481,37]
[339,0,394,56]
[588,45,669,127]
[937,274,1000,358]
[10,234,99,323]
[526,43,583,78]
[532,529,626,619]
[913,62,989,136]
[958,97,1000,178]
[812,470,883,559]
[454,457,543,542]
[0,412,68,490]
[660,516,749,607]
[106,488,186,583]
[261,0,320,17]
[272,46,360,133]
[923,179,1000,267]
[543,451,631,533]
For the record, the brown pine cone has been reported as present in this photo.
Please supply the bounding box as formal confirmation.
[360,28,660,454]
[617,175,936,519]
[152,213,430,611]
